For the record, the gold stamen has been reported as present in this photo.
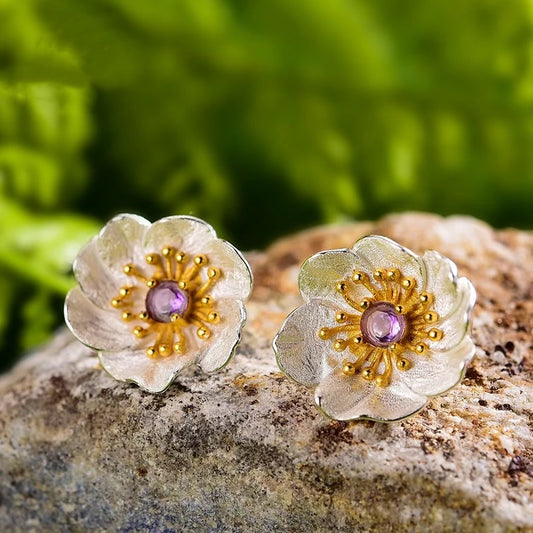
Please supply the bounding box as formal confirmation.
[318,327,330,340]
[139,311,150,321]
[428,328,443,341]
[207,312,220,323]
[122,311,133,321]
[146,346,157,358]
[197,326,211,339]
[111,298,122,308]
[133,326,148,338]
[334,339,347,352]
[158,344,172,357]
[146,279,157,288]
[342,362,356,376]
[396,357,412,370]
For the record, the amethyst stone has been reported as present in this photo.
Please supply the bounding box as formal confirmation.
[145,280,189,323]
[360,302,406,348]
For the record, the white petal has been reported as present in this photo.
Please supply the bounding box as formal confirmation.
[314,371,374,419]
[65,287,135,351]
[421,250,462,318]
[200,239,252,301]
[397,336,476,397]
[353,235,426,289]
[73,238,123,308]
[143,216,217,257]
[273,300,340,387]
[99,349,196,393]
[299,249,370,309]
[315,371,427,422]
[197,299,246,373]
[430,277,476,352]
[96,214,151,279]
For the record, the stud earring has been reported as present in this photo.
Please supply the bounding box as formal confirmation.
[65,214,253,393]
[273,235,476,422]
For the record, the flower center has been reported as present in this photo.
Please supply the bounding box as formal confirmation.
[145,280,189,323]
[360,302,406,348]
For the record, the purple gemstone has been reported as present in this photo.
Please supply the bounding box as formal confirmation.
[360,302,406,348]
[145,280,189,323]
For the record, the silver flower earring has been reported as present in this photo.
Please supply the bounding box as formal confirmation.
[273,235,476,422]
[65,214,253,393]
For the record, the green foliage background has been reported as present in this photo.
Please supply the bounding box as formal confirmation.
[1,0,532,369]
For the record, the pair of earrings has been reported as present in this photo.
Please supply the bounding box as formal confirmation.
[65,214,476,422]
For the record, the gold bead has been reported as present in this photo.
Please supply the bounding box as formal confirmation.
[208,312,220,323]
[197,326,211,339]
[170,313,180,322]
[336,282,347,293]
[401,278,413,289]
[162,247,173,257]
[175,252,185,262]
[387,269,400,281]
[342,363,355,375]
[111,298,122,308]
[396,357,412,370]
[375,375,389,387]
[207,268,219,279]
[362,368,374,380]
[424,312,438,323]
[119,287,131,297]
[201,296,211,306]
[122,311,132,321]
[318,328,330,340]
[335,312,347,323]
[123,264,134,275]
[158,344,172,357]
[352,271,365,282]
[395,305,404,314]
[334,340,346,352]
[146,346,157,358]
[428,328,443,341]
[194,255,207,265]
[389,343,398,351]
[133,326,147,338]
[360,299,371,310]
[173,343,184,354]
[146,279,157,288]
[420,292,431,303]
[373,269,386,280]
[353,335,363,344]
[178,281,187,290]
[145,254,157,264]
[415,343,427,354]
[139,311,149,321]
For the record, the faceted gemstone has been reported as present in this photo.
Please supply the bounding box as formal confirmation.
[145,280,189,323]
[360,302,406,348]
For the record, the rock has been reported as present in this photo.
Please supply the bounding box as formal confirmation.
[1,213,532,532]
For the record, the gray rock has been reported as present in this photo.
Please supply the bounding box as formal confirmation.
[1,213,532,532]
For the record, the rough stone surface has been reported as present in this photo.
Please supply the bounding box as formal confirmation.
[1,213,532,532]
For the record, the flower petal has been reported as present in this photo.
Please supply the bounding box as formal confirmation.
[73,238,123,309]
[430,277,476,352]
[274,300,340,387]
[315,371,427,422]
[397,336,476,397]
[143,216,217,257]
[65,287,135,351]
[200,239,252,301]
[99,349,196,393]
[299,249,370,309]
[421,250,462,318]
[353,235,426,289]
[197,299,246,373]
[96,214,151,279]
